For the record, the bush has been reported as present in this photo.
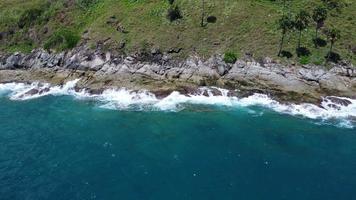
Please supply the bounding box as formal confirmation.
[167,5,182,22]
[223,52,237,64]
[44,29,80,51]
[299,56,310,65]
[18,8,43,28]
[76,0,98,9]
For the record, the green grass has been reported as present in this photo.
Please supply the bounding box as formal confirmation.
[0,0,355,64]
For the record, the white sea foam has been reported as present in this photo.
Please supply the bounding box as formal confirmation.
[0,80,355,128]
[0,79,82,100]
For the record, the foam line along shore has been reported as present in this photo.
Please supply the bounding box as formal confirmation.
[1,79,355,128]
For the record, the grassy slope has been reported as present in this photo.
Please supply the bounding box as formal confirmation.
[0,0,355,65]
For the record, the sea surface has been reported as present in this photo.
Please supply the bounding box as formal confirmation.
[0,81,356,200]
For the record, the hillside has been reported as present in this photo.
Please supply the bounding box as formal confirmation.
[0,0,355,65]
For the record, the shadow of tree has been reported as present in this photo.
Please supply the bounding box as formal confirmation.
[296,47,311,57]
[207,16,217,23]
[325,52,341,63]
[280,50,293,58]
[313,38,327,47]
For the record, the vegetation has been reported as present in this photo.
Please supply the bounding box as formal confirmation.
[223,52,237,64]
[277,15,293,57]
[325,27,341,62]
[0,0,355,64]
[312,6,327,47]
[294,10,310,50]
[44,29,80,51]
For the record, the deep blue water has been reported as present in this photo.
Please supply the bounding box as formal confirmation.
[0,95,355,200]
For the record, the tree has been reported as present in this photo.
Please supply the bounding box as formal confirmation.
[294,10,310,49]
[277,15,294,56]
[312,6,327,46]
[325,27,340,55]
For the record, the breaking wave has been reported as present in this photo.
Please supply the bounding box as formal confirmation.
[0,79,355,128]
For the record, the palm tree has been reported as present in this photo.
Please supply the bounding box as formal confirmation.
[312,6,327,46]
[325,27,341,56]
[294,10,310,49]
[277,15,294,56]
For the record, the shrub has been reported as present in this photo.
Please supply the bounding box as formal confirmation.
[76,0,98,9]
[44,29,80,51]
[167,5,182,22]
[223,52,237,64]
[18,8,43,28]
[299,56,310,65]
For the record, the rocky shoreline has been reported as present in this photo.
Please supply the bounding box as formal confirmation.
[1,46,355,104]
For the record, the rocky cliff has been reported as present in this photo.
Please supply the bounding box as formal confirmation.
[1,46,355,103]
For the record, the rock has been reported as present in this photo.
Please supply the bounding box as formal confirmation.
[262,57,274,66]
[0,32,5,40]
[151,47,161,55]
[118,40,126,49]
[106,15,118,25]
[201,88,222,96]
[117,23,128,33]
[298,68,324,82]
[325,96,352,107]
[351,45,356,55]
[124,56,135,65]
[167,47,182,54]
[151,89,173,99]
[0,47,355,105]
[24,88,40,96]
[87,88,105,95]
[4,53,24,69]
[217,65,228,76]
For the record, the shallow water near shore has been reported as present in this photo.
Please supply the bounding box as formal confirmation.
[1,87,356,199]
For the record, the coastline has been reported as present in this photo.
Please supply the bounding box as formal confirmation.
[1,46,355,105]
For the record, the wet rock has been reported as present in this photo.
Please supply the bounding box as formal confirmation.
[87,88,105,95]
[24,89,39,96]
[152,89,173,99]
[325,96,352,107]
[201,88,222,96]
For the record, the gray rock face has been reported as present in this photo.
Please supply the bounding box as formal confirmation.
[0,46,355,103]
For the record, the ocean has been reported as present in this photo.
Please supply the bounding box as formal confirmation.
[0,80,355,200]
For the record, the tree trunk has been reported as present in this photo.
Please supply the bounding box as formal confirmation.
[314,26,318,48]
[201,0,205,27]
[297,30,302,49]
[327,42,334,60]
[278,32,286,56]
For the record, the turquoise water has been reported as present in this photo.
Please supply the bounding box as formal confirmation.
[1,95,356,200]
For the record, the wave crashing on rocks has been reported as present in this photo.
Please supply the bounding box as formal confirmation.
[0,79,355,129]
